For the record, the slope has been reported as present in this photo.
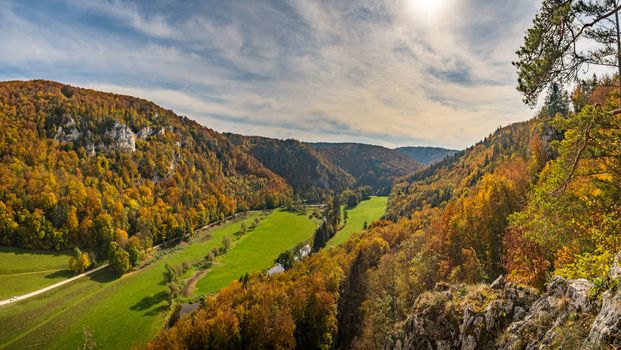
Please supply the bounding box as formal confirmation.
[309,142,423,195]
[0,80,292,255]
[226,134,354,201]
[395,146,458,166]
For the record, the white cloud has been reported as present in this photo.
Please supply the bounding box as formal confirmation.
[0,0,551,149]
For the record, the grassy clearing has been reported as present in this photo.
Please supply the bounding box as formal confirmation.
[326,196,388,248]
[0,212,262,349]
[0,210,318,350]
[194,209,319,294]
[0,247,73,299]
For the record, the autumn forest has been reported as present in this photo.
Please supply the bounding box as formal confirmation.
[2,0,621,349]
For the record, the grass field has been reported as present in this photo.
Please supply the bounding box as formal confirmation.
[194,209,319,294]
[0,247,73,300]
[326,196,388,248]
[0,210,317,349]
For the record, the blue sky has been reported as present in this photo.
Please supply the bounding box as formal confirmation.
[1,0,541,149]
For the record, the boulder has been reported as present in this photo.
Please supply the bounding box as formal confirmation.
[587,289,621,346]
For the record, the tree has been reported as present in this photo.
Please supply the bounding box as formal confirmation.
[238,272,250,286]
[68,247,91,273]
[163,263,181,307]
[515,0,621,105]
[221,235,231,252]
[275,250,295,271]
[240,222,248,234]
[94,213,115,253]
[544,81,570,116]
[363,220,368,230]
[108,242,131,275]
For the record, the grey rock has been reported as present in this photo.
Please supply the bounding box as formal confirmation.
[105,120,136,152]
[490,275,505,290]
[587,289,621,346]
[137,126,153,139]
[566,278,594,313]
[610,251,621,281]
[387,251,621,350]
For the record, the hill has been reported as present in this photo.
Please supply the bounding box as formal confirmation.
[0,80,292,259]
[395,146,457,165]
[226,134,354,202]
[386,120,537,219]
[308,142,423,195]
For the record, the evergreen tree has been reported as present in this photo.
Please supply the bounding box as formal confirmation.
[543,81,570,116]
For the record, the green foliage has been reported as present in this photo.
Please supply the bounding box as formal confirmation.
[163,263,182,307]
[514,0,621,105]
[543,81,570,117]
[68,247,91,273]
[221,235,232,252]
[108,242,130,275]
[555,250,614,281]
[275,250,295,271]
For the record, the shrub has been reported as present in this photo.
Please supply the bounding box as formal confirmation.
[68,247,91,273]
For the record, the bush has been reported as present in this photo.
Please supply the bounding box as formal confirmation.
[109,242,131,275]
[68,247,91,273]
[222,235,232,252]
[554,250,614,282]
[182,260,192,273]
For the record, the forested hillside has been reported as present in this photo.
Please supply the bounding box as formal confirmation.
[148,71,621,349]
[0,80,291,266]
[387,119,538,220]
[396,146,457,165]
[309,142,423,195]
[226,134,354,202]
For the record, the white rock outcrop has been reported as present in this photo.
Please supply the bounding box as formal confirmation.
[105,120,136,152]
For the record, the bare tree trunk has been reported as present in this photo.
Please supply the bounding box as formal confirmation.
[614,0,621,104]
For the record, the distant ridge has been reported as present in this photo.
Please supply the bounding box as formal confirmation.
[395,146,457,166]
[308,142,423,195]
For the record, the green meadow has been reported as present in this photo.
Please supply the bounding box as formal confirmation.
[0,210,316,349]
[0,247,73,300]
[326,196,388,248]
[194,209,319,294]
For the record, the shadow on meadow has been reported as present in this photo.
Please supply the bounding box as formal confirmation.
[44,270,73,279]
[130,291,168,316]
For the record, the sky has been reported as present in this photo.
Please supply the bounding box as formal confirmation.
[0,0,542,149]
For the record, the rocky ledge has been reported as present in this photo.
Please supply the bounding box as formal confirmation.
[386,251,621,350]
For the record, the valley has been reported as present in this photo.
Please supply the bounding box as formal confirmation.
[5,1,621,344]
[0,197,387,349]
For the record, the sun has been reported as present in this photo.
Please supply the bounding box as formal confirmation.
[408,0,447,18]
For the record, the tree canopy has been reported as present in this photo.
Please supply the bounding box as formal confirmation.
[515,0,621,105]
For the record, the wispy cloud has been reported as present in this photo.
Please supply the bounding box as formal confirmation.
[0,0,544,149]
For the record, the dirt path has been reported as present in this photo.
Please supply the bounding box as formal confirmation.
[183,268,211,297]
[0,209,265,306]
[0,263,110,306]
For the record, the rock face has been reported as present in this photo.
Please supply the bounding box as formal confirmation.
[499,276,597,349]
[54,117,82,142]
[106,120,136,152]
[587,251,621,347]
[387,252,621,350]
[54,116,140,153]
[385,281,539,350]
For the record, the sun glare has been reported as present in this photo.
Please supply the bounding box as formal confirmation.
[408,0,446,18]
